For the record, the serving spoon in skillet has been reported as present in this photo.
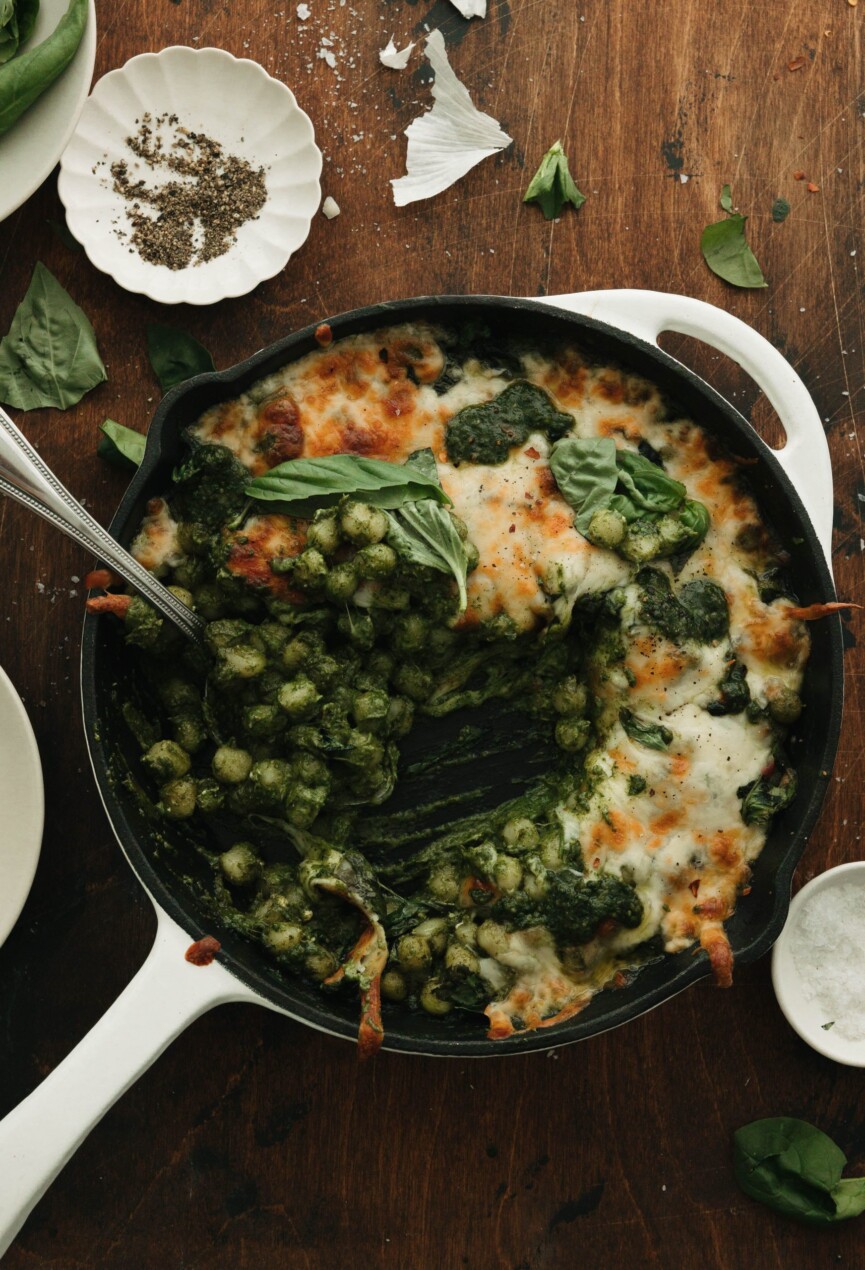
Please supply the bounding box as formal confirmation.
[0,405,204,643]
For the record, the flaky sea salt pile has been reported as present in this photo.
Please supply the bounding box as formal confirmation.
[791,880,865,1041]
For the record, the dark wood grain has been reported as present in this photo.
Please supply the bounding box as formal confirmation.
[1,0,864,1265]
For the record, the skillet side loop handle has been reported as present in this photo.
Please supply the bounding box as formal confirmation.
[544,289,834,576]
[0,908,258,1260]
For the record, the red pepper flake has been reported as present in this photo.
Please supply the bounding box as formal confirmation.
[787,56,807,71]
[793,170,807,181]
[315,323,333,347]
[524,446,540,459]
[688,879,701,897]
[742,886,752,896]
[508,524,516,533]
[761,759,777,779]
[592,857,600,869]
[807,182,820,193]
[185,935,221,965]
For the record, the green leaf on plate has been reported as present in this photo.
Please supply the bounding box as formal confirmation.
[701,186,767,288]
[523,140,586,220]
[0,262,106,410]
[0,0,88,136]
[97,418,146,470]
[147,323,216,393]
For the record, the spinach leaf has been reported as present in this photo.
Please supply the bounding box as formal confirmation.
[738,766,797,825]
[0,0,87,136]
[147,323,215,392]
[701,186,767,288]
[442,970,491,1013]
[523,140,586,220]
[705,659,750,716]
[734,1118,865,1226]
[386,500,469,612]
[548,436,618,534]
[619,708,673,750]
[0,262,106,409]
[245,454,452,518]
[97,418,146,470]
[636,569,729,645]
[678,578,729,641]
[446,380,573,466]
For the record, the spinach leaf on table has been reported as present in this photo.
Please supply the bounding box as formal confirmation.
[0,0,87,137]
[701,185,768,289]
[97,419,146,471]
[147,323,215,393]
[734,1118,865,1226]
[0,262,106,410]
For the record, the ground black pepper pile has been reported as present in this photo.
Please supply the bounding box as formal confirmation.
[110,113,268,270]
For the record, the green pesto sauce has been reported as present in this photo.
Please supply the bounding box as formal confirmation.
[445,380,573,466]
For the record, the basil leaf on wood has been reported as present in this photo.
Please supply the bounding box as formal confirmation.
[523,140,586,220]
[619,708,673,750]
[147,323,215,392]
[701,185,767,288]
[0,262,106,409]
[245,454,452,519]
[0,0,87,137]
[734,1118,865,1226]
[386,500,469,612]
[97,418,146,470]
[772,197,791,223]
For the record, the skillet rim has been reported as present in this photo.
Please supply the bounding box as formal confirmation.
[79,293,844,1057]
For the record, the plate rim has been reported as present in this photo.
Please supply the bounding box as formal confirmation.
[0,662,44,949]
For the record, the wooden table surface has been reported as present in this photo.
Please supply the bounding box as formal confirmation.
[1,0,864,1265]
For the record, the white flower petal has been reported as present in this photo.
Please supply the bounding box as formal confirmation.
[379,37,415,70]
[448,0,487,17]
[391,29,512,207]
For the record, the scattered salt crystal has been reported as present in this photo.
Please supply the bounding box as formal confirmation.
[791,880,865,1041]
[322,196,341,219]
[379,36,415,70]
[297,2,310,16]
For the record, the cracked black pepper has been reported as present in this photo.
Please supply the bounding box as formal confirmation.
[109,113,268,271]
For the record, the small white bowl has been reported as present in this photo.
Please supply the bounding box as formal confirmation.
[58,47,322,305]
[772,861,865,1067]
[0,664,44,949]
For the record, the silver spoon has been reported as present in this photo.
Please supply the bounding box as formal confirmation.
[0,405,205,643]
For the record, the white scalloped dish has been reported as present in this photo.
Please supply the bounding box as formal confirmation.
[57,47,322,305]
[0,664,43,949]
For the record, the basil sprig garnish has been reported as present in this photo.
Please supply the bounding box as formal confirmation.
[549,436,709,557]
[245,453,451,519]
[98,419,146,471]
[701,184,767,289]
[246,449,469,611]
[734,1118,865,1226]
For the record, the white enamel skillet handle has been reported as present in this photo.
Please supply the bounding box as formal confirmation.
[0,907,264,1258]
[542,289,835,577]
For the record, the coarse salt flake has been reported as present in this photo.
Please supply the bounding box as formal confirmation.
[297,2,311,16]
[380,37,415,70]
[322,196,341,219]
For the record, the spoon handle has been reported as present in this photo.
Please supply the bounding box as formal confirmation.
[0,406,204,642]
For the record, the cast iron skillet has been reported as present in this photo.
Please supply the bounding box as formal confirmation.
[80,294,844,1057]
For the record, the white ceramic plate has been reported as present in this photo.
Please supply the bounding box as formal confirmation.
[0,0,96,222]
[0,663,44,948]
[58,46,323,305]
[772,862,865,1067]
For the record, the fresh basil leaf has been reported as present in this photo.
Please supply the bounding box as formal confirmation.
[615,449,687,515]
[0,0,19,65]
[97,418,146,470]
[523,140,586,220]
[404,447,441,485]
[701,188,767,288]
[385,500,469,612]
[548,436,619,534]
[0,262,106,410]
[0,0,87,137]
[772,197,791,223]
[734,1118,865,1226]
[15,0,39,47]
[678,498,711,545]
[48,215,82,253]
[245,454,452,518]
[619,709,672,750]
[147,323,215,392]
